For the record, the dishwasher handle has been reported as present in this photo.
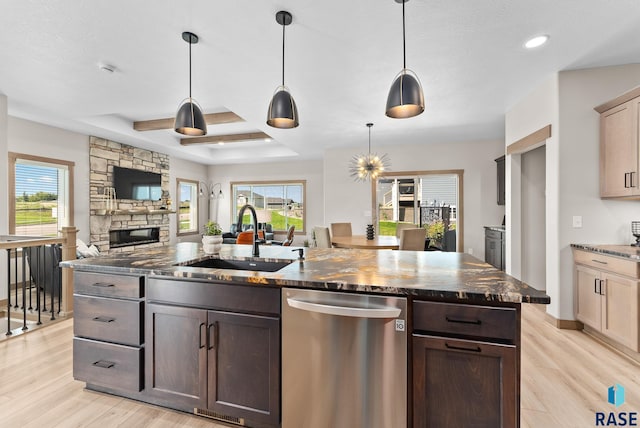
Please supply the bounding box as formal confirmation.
[287,297,401,319]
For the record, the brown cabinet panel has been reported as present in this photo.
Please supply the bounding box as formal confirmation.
[73,337,143,392]
[412,334,517,428]
[74,295,143,346]
[145,303,207,411]
[602,272,639,350]
[495,155,505,205]
[575,264,602,328]
[207,311,280,427]
[74,271,143,299]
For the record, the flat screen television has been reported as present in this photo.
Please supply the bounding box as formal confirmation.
[113,166,162,200]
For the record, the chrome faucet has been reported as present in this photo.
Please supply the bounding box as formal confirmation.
[237,204,260,257]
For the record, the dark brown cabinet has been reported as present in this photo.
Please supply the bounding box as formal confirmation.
[496,155,505,205]
[485,227,505,270]
[145,277,281,428]
[412,300,520,428]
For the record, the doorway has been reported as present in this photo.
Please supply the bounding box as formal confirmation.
[521,145,546,290]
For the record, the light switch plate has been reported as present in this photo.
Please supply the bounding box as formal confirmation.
[572,216,583,228]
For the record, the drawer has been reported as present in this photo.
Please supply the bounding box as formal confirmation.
[148,277,280,316]
[573,249,639,278]
[413,301,517,342]
[73,337,142,392]
[74,295,143,346]
[74,271,144,299]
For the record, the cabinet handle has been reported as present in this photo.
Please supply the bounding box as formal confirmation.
[591,259,608,265]
[198,323,206,349]
[632,172,637,188]
[208,322,218,350]
[445,343,482,353]
[92,316,115,323]
[92,360,115,369]
[594,278,598,294]
[91,282,115,288]
[446,316,482,325]
[599,279,606,296]
[625,172,630,188]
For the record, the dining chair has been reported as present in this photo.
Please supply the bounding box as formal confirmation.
[331,222,352,237]
[313,227,332,248]
[395,222,418,238]
[399,228,427,251]
[282,225,295,246]
[236,230,255,245]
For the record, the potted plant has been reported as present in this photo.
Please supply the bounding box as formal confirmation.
[202,220,223,254]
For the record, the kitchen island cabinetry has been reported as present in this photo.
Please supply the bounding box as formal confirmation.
[145,277,280,428]
[573,248,639,352]
[412,300,519,427]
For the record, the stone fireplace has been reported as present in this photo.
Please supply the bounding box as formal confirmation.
[89,136,171,253]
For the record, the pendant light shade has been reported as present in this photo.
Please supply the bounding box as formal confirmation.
[386,0,424,119]
[267,11,299,129]
[175,31,207,136]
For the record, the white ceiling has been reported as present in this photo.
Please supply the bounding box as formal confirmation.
[1,0,639,165]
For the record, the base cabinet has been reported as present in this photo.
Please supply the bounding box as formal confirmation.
[146,278,281,428]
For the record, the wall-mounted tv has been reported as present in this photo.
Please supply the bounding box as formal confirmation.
[113,166,162,200]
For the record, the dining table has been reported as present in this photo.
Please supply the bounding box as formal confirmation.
[331,235,400,250]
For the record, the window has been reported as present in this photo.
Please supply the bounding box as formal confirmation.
[231,181,305,233]
[9,153,74,237]
[177,178,199,235]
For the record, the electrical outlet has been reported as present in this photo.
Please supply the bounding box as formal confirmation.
[468,248,474,255]
[572,216,583,228]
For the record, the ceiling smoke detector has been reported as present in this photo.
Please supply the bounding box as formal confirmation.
[98,63,116,73]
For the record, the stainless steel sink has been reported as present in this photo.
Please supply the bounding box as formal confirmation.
[184,258,294,272]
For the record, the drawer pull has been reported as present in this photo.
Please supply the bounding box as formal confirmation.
[199,323,206,349]
[92,316,115,323]
[591,259,608,265]
[92,360,115,369]
[446,316,482,325]
[91,282,115,288]
[445,343,482,353]
[207,322,218,350]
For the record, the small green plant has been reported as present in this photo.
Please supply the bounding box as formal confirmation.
[203,220,222,236]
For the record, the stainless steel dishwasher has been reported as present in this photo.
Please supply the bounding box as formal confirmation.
[282,288,407,428]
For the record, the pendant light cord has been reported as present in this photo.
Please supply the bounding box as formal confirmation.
[367,123,373,154]
[188,39,193,100]
[281,20,286,86]
[402,0,406,70]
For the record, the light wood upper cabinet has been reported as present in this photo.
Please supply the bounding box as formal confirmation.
[596,87,640,199]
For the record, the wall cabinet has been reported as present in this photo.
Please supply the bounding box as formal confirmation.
[485,228,505,270]
[72,271,145,393]
[412,301,520,428]
[596,89,640,198]
[495,155,505,205]
[574,250,639,351]
[145,277,281,428]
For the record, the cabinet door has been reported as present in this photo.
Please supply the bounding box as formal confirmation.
[207,310,280,427]
[145,303,207,410]
[575,265,602,329]
[600,100,637,197]
[495,155,505,205]
[413,334,517,428]
[485,237,500,269]
[602,272,639,351]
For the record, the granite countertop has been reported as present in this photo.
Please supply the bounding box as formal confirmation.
[571,244,640,260]
[62,242,550,304]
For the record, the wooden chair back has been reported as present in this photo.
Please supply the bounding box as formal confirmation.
[282,225,295,246]
[313,227,332,248]
[399,228,426,251]
[395,222,418,238]
[330,222,352,237]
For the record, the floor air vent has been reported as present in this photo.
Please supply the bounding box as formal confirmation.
[194,408,244,426]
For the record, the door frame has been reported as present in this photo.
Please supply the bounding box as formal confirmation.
[371,169,464,252]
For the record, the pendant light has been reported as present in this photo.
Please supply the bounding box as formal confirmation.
[175,31,207,136]
[267,11,299,129]
[349,123,390,182]
[386,0,424,119]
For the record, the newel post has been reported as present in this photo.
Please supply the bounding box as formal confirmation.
[61,226,77,314]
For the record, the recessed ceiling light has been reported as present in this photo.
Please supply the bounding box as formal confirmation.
[524,35,549,49]
[265,138,272,142]
[218,142,224,146]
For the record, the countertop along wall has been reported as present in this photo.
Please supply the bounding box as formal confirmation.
[323,139,505,260]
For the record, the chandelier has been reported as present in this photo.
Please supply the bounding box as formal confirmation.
[349,123,390,181]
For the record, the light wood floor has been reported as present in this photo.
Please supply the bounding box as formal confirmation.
[0,304,638,427]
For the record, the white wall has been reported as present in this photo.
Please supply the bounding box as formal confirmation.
[206,160,324,246]
[168,157,209,244]
[506,64,640,321]
[521,145,546,291]
[8,116,91,242]
[324,139,505,260]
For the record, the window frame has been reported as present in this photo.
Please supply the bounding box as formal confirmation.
[8,152,75,236]
[230,180,306,234]
[176,178,200,237]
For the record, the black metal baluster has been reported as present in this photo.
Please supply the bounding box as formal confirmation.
[27,248,33,310]
[56,245,61,315]
[41,246,47,312]
[36,247,41,325]
[50,246,56,321]
[6,249,12,336]
[21,246,27,330]
[13,249,18,309]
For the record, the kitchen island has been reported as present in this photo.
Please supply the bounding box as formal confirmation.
[64,243,549,428]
